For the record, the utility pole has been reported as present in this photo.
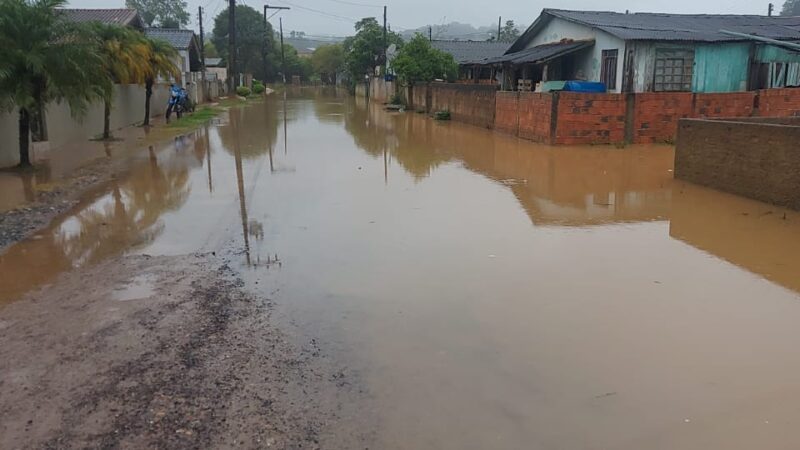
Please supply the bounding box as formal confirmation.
[198,6,207,101]
[497,16,501,41]
[228,0,236,93]
[265,5,290,84]
[429,26,432,42]
[383,6,387,75]
[768,3,774,16]
[279,17,286,84]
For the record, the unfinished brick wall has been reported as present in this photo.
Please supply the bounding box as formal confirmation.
[517,93,552,143]
[757,88,800,117]
[631,93,694,143]
[429,83,497,128]
[553,93,627,145]
[693,92,756,118]
[495,92,519,135]
[676,118,800,210]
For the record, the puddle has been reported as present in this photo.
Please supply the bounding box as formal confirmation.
[111,273,157,301]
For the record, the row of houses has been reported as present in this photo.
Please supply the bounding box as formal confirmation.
[434,9,800,94]
[61,8,228,97]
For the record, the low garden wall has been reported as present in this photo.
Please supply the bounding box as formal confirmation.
[675,117,800,210]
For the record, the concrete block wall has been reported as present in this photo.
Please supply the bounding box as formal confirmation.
[429,82,497,129]
[676,118,800,210]
[0,84,170,168]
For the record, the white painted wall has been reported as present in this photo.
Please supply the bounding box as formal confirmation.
[523,17,626,92]
[0,84,170,168]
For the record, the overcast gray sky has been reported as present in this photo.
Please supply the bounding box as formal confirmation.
[67,0,770,37]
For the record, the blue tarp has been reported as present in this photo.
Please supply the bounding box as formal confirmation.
[563,81,607,93]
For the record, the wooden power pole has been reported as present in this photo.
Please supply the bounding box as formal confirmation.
[279,17,286,84]
[265,5,290,84]
[228,0,236,93]
[198,6,207,101]
[497,16,501,41]
[383,6,387,75]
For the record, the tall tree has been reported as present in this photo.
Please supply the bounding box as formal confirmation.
[311,44,345,85]
[343,17,402,79]
[280,44,314,82]
[212,5,276,81]
[781,0,800,15]
[89,23,150,139]
[125,0,190,28]
[142,38,178,126]
[498,20,520,43]
[204,40,219,58]
[0,0,104,167]
[392,34,457,85]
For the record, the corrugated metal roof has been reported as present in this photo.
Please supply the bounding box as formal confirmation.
[431,40,511,64]
[145,28,196,50]
[205,57,223,67]
[547,9,800,42]
[60,8,144,29]
[509,9,800,52]
[481,40,593,65]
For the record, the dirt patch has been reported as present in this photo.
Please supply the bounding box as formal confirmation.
[0,253,367,449]
[0,159,114,252]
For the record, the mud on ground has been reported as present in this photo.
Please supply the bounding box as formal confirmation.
[0,253,365,449]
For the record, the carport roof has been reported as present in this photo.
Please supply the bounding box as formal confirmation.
[478,40,594,66]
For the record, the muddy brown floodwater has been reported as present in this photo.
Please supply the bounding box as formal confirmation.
[3,88,800,449]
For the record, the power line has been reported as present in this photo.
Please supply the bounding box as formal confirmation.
[316,0,383,8]
[276,0,357,22]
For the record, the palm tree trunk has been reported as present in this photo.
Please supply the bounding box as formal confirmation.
[103,98,111,140]
[143,78,153,126]
[18,108,31,167]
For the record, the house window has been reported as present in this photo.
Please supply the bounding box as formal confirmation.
[600,49,618,90]
[654,49,694,92]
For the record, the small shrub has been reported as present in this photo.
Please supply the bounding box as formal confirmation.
[388,92,404,105]
[252,84,265,94]
[236,86,252,97]
[434,110,451,120]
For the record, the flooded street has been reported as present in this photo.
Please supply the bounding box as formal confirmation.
[3,88,800,449]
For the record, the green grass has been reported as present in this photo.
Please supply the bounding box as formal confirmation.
[167,106,222,129]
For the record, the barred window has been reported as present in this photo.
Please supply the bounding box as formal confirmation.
[600,49,618,90]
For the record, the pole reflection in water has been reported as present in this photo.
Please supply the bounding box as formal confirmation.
[205,126,213,193]
[231,113,251,266]
[283,91,288,155]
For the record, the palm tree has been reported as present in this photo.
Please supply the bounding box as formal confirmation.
[0,0,104,167]
[88,23,149,140]
[142,38,178,126]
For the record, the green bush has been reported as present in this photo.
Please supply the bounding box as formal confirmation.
[252,84,265,94]
[388,92,405,105]
[434,110,451,120]
[236,86,252,97]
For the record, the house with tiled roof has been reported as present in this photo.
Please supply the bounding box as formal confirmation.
[59,8,145,30]
[474,9,800,93]
[145,28,202,80]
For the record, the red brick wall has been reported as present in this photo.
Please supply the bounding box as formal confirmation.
[553,93,626,145]
[757,89,800,117]
[632,93,694,144]
[429,83,497,128]
[518,93,552,143]
[693,92,756,118]
[495,92,519,135]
